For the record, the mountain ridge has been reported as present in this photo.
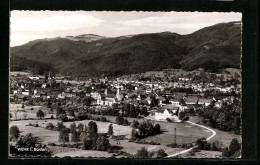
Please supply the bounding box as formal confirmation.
[10,21,241,77]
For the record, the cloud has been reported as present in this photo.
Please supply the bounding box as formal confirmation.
[116,12,241,34]
[10,11,241,46]
[11,14,104,32]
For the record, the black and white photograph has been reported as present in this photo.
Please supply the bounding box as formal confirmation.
[9,11,242,158]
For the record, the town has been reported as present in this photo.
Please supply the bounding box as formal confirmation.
[9,68,242,158]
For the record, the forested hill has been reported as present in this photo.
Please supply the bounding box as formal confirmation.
[10,22,241,76]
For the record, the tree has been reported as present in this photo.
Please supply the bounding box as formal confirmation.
[195,138,207,150]
[107,124,114,136]
[178,111,185,120]
[138,120,154,138]
[154,124,161,134]
[222,147,230,157]
[57,122,66,131]
[100,116,107,122]
[69,109,75,117]
[156,149,167,158]
[123,119,129,125]
[16,133,39,148]
[36,109,45,119]
[116,115,124,125]
[56,106,65,118]
[229,138,241,156]
[71,131,80,144]
[59,129,69,144]
[77,123,84,133]
[10,125,20,140]
[131,129,138,140]
[58,114,68,122]
[9,113,12,119]
[95,136,111,151]
[70,123,77,133]
[82,137,92,150]
[45,123,54,130]
[136,147,149,158]
[131,120,139,129]
[88,121,98,134]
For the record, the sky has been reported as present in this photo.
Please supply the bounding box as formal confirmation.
[10,11,242,46]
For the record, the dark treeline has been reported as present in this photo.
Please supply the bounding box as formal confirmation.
[196,100,241,135]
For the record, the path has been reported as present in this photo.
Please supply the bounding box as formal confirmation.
[166,121,217,158]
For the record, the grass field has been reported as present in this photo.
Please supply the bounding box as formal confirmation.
[10,118,187,157]
[144,122,212,145]
[82,114,212,145]
[51,146,113,158]
[188,116,241,147]
[9,104,55,120]
[10,71,31,75]
[9,112,239,158]
[178,150,222,158]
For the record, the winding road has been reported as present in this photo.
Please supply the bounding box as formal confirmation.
[166,121,217,158]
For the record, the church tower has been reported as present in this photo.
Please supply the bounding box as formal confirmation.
[48,71,52,80]
[116,86,123,101]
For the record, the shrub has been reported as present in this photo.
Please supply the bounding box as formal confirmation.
[123,119,129,126]
[107,124,114,136]
[195,138,207,150]
[58,114,68,122]
[131,120,139,129]
[229,138,241,157]
[33,123,39,127]
[57,122,66,131]
[16,133,39,148]
[71,131,80,143]
[45,123,54,130]
[156,149,167,158]
[178,111,185,120]
[154,124,161,134]
[222,147,230,158]
[100,117,107,122]
[136,147,149,158]
[36,109,45,119]
[148,151,155,158]
[131,129,138,139]
[10,125,20,140]
[166,118,173,122]
[48,143,57,146]
[59,130,70,144]
[211,140,223,151]
[62,128,71,134]
[116,115,124,125]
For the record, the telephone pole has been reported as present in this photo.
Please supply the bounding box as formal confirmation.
[116,130,121,145]
[174,127,177,145]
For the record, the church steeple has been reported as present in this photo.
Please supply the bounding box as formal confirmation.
[151,74,154,96]
[48,71,51,80]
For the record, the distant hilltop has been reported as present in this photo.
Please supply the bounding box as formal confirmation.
[10,21,241,77]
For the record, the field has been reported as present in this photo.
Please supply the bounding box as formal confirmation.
[189,116,241,147]
[144,122,212,145]
[9,117,200,157]
[84,114,212,145]
[10,71,31,76]
[9,110,239,158]
[9,104,55,120]
[50,146,114,158]
[178,150,222,158]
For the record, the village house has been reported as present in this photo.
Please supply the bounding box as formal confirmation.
[104,94,117,106]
